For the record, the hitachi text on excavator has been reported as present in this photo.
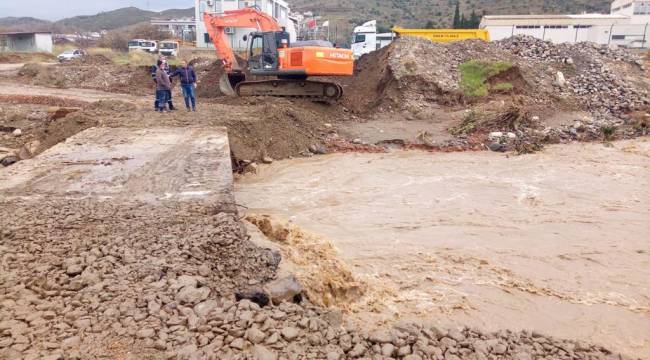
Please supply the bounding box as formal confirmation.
[203,7,354,100]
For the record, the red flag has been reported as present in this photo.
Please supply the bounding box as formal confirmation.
[307,19,317,29]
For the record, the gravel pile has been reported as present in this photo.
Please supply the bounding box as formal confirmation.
[496,35,649,116]
[0,198,278,359]
[0,196,635,359]
[353,35,648,119]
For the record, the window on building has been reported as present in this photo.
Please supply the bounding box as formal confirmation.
[200,2,206,12]
[204,33,211,44]
[611,35,627,40]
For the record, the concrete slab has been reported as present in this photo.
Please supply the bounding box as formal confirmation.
[0,127,233,205]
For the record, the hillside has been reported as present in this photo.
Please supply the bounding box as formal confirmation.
[0,7,194,33]
[54,7,194,32]
[0,17,52,32]
[295,0,612,43]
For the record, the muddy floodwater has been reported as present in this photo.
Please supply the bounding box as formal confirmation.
[236,138,650,358]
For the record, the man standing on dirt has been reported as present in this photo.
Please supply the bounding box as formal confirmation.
[155,60,172,112]
[172,60,197,111]
[151,56,176,111]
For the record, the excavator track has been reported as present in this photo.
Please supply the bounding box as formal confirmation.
[235,79,343,100]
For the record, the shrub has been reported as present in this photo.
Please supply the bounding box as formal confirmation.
[459,60,512,97]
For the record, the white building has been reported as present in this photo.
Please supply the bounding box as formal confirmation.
[0,32,53,53]
[151,18,196,42]
[195,0,292,50]
[480,0,650,48]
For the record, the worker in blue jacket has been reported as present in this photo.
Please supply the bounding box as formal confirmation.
[171,60,197,111]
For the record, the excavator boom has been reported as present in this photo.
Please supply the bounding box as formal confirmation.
[203,7,280,72]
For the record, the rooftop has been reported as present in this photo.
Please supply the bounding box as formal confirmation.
[0,31,53,35]
[482,14,630,20]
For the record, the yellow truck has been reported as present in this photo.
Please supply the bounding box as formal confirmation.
[392,27,490,42]
[351,20,490,58]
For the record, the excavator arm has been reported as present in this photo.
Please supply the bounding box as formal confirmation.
[203,7,282,72]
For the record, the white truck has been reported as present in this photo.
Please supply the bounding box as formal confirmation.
[350,20,395,59]
[158,40,180,57]
[128,39,158,53]
[128,39,145,52]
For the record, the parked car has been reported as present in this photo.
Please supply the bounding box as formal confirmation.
[57,49,87,62]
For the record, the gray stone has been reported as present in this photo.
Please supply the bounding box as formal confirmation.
[0,155,18,167]
[349,343,366,357]
[326,351,341,360]
[177,344,201,360]
[368,330,393,343]
[137,328,155,339]
[0,337,14,348]
[230,338,245,350]
[262,156,274,164]
[177,275,198,288]
[252,345,277,360]
[492,343,507,354]
[176,286,210,305]
[246,327,266,344]
[404,355,423,360]
[194,300,220,319]
[264,275,302,305]
[61,336,80,349]
[381,343,395,356]
[265,332,279,345]
[397,345,412,356]
[280,327,300,341]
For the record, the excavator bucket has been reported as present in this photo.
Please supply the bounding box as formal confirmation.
[219,73,246,96]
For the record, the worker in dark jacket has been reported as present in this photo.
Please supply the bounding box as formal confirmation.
[151,56,175,110]
[155,60,172,112]
[171,60,197,111]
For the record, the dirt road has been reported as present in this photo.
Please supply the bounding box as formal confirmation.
[0,81,147,104]
[236,138,650,358]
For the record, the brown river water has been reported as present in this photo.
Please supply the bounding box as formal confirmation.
[236,138,650,358]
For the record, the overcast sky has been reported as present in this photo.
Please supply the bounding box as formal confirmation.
[0,0,194,21]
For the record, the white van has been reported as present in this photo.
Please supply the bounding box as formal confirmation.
[351,20,395,59]
[159,41,180,57]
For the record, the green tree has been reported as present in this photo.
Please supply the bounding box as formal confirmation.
[469,9,480,28]
[425,20,435,28]
[452,2,461,29]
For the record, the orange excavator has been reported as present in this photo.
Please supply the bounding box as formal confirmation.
[203,7,353,100]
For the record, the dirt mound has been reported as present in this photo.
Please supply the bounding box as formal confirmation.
[61,54,114,66]
[17,63,153,96]
[195,60,228,98]
[345,36,647,120]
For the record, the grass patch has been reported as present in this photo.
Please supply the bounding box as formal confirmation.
[459,60,513,97]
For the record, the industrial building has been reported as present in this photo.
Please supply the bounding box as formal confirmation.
[480,0,649,48]
[0,32,53,53]
[194,0,293,50]
[150,18,196,42]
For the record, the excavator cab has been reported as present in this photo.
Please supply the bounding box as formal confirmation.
[247,31,290,74]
